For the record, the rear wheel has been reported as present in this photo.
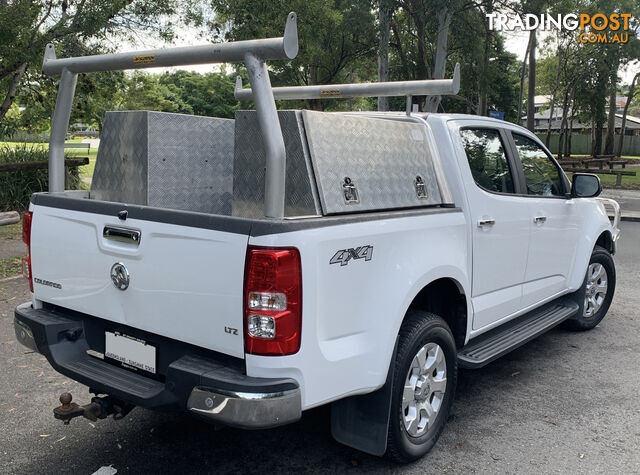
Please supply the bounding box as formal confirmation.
[387,311,457,463]
[565,246,616,331]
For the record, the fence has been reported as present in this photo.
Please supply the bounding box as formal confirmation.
[537,133,640,157]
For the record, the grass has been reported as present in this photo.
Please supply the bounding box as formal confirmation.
[78,156,97,180]
[568,154,640,160]
[0,257,21,278]
[0,222,21,240]
[567,171,640,190]
[0,219,24,279]
[595,173,640,189]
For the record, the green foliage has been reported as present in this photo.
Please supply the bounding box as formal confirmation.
[0,144,80,211]
[209,0,377,110]
[3,0,635,135]
[117,71,187,113]
[0,0,204,127]
[535,0,640,138]
[159,70,240,118]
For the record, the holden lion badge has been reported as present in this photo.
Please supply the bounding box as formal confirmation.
[110,262,130,291]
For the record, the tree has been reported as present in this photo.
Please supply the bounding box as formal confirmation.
[617,71,640,157]
[0,0,202,124]
[425,0,454,112]
[437,3,520,121]
[520,0,547,131]
[600,0,639,155]
[209,0,377,110]
[159,70,240,119]
[516,33,532,125]
[116,72,186,113]
[377,0,394,111]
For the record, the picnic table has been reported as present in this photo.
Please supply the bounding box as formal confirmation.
[558,156,635,186]
[64,143,91,152]
[0,156,89,187]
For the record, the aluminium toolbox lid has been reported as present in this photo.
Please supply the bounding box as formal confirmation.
[301,110,442,214]
[233,110,444,217]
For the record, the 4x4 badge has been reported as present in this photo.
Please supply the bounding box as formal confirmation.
[330,246,374,267]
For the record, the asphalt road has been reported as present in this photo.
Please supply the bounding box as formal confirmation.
[602,189,640,214]
[1,222,639,474]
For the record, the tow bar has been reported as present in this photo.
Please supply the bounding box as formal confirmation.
[53,392,134,425]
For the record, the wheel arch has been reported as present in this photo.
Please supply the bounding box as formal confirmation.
[405,277,469,349]
[595,230,614,254]
[568,224,616,291]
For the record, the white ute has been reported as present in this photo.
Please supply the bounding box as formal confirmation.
[14,13,621,463]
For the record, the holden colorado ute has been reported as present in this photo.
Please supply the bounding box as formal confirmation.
[14,13,620,462]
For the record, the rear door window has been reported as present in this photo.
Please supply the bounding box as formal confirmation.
[512,133,565,197]
[460,128,515,194]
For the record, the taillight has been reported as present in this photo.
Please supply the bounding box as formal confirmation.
[22,212,33,292]
[244,246,302,356]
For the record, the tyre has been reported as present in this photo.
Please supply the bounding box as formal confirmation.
[565,245,616,331]
[387,311,457,463]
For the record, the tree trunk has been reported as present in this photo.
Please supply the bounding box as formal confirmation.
[517,34,532,126]
[566,93,575,157]
[308,64,323,111]
[593,121,603,157]
[545,50,562,147]
[557,89,570,160]
[425,7,451,112]
[616,72,639,157]
[415,16,428,79]
[604,72,617,155]
[0,62,28,123]
[391,20,410,80]
[478,23,491,116]
[526,30,536,132]
[377,0,392,111]
[413,8,429,110]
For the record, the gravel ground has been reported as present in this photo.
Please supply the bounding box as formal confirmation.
[0,222,638,474]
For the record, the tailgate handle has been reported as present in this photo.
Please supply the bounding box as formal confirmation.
[103,226,141,246]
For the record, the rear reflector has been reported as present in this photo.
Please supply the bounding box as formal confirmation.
[22,212,32,247]
[244,246,302,356]
[22,212,33,292]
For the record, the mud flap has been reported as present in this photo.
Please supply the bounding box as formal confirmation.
[330,340,397,456]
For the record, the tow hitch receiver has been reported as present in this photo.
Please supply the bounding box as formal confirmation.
[53,392,134,425]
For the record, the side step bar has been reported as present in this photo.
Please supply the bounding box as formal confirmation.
[459,299,580,369]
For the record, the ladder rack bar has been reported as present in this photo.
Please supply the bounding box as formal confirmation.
[235,63,460,101]
[43,12,299,219]
[42,13,298,76]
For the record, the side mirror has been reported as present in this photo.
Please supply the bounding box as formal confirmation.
[571,173,601,198]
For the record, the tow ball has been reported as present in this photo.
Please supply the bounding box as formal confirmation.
[53,392,134,425]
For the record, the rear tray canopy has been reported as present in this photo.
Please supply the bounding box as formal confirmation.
[233,110,446,217]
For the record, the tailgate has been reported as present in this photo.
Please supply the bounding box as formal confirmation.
[29,201,250,358]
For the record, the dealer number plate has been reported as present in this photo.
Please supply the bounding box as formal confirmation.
[105,331,156,375]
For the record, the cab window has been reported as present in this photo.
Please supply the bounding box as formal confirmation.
[512,133,564,197]
[460,128,515,194]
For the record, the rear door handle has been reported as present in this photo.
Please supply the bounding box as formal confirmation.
[477,218,495,227]
[534,216,547,224]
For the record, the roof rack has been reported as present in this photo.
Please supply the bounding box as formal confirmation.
[235,63,460,115]
[42,12,299,218]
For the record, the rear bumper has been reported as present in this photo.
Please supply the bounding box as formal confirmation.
[14,302,301,429]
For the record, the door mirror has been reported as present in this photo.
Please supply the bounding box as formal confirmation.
[571,173,601,198]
